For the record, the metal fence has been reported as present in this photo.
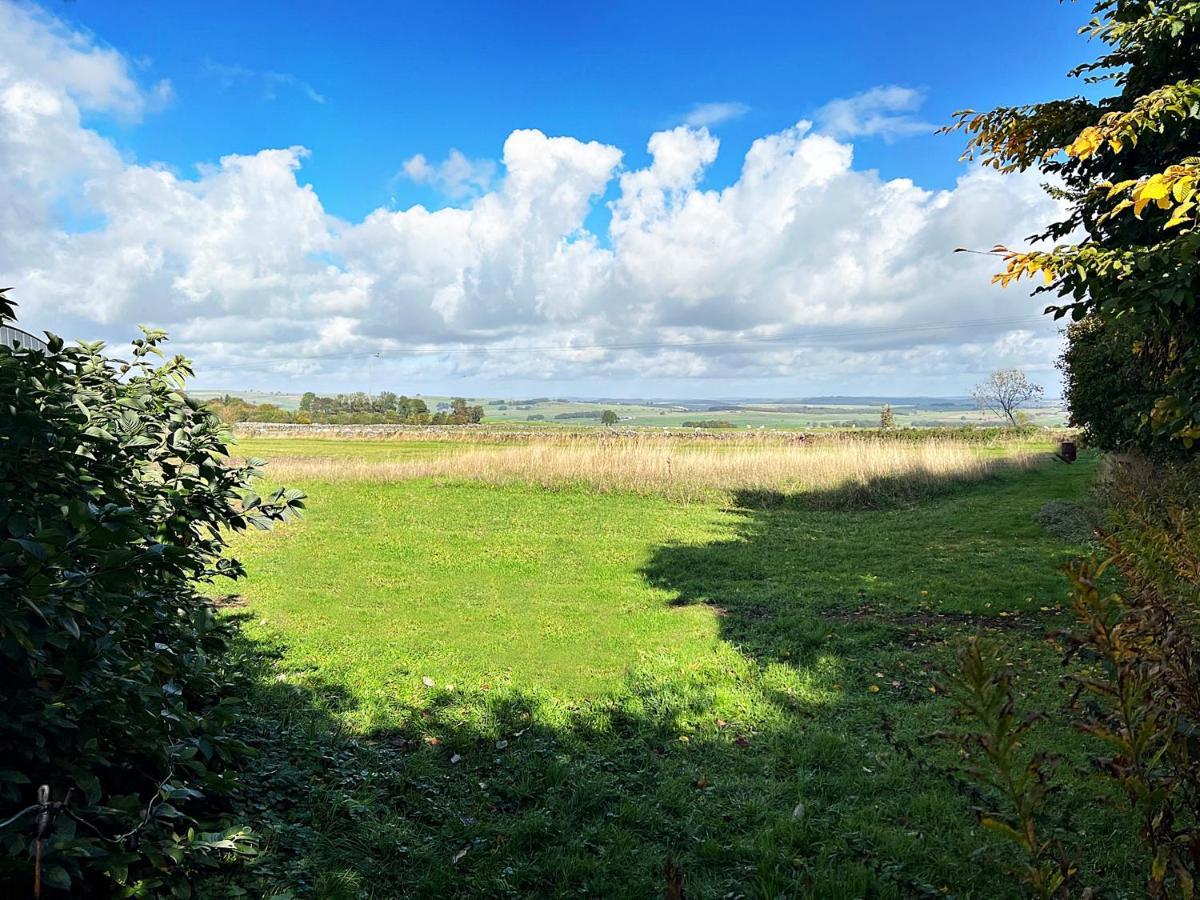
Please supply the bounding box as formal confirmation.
[0,323,48,352]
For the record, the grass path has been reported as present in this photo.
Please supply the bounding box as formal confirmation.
[216,455,1141,897]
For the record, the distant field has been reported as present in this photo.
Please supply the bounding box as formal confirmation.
[189,389,306,410]
[192,388,1068,429]
[212,432,1138,896]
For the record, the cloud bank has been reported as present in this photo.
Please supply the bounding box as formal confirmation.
[0,2,1063,394]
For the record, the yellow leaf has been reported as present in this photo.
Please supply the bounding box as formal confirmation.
[1066,126,1103,159]
[1107,179,1137,198]
[1137,174,1170,201]
[1152,849,1168,883]
[1165,209,1190,229]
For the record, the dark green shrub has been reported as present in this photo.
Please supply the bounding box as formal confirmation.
[0,293,304,894]
[1058,316,1168,456]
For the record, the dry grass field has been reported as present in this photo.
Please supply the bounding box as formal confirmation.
[235,431,1040,504]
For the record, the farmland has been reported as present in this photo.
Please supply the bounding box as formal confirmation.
[208,431,1141,896]
[188,389,1069,429]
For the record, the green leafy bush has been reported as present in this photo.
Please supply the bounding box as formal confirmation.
[0,293,304,894]
[1058,316,1168,456]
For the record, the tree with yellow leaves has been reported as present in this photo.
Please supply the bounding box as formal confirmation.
[945,0,1199,454]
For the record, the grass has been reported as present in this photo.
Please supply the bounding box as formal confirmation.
[209,439,1142,897]
[234,432,1040,504]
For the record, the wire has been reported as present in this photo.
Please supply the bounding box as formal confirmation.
[0,804,38,830]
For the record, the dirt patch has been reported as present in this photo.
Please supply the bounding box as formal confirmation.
[210,594,249,609]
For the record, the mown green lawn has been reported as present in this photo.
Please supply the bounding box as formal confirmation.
[214,453,1141,898]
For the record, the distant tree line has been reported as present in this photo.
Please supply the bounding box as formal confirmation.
[553,410,604,420]
[680,419,736,429]
[207,393,484,425]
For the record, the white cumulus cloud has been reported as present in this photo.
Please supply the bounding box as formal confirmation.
[0,2,1064,395]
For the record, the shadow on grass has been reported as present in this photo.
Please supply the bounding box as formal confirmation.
[210,625,995,899]
[641,464,1072,668]
[204,461,1107,898]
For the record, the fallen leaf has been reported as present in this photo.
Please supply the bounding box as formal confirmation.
[694,777,709,789]
[450,753,462,764]
[495,739,508,750]
[422,676,435,688]
[735,735,750,747]
[424,735,441,746]
[453,846,468,864]
[868,685,881,693]
[715,719,728,730]
[665,855,686,900]
[792,802,805,820]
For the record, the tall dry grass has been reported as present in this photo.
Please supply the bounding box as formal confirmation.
[249,434,1040,505]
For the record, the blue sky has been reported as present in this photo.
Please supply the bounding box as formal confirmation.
[73,0,1088,219]
[3,0,1096,397]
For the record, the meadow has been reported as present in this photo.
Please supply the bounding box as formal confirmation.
[232,431,1037,503]
[213,431,1141,897]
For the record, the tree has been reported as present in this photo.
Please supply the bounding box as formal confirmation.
[446,398,484,425]
[299,391,316,412]
[601,409,619,426]
[944,1,1199,453]
[374,390,399,414]
[971,368,1044,426]
[0,293,303,891]
[879,404,896,429]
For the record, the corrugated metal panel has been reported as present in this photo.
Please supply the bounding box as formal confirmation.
[0,324,48,352]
